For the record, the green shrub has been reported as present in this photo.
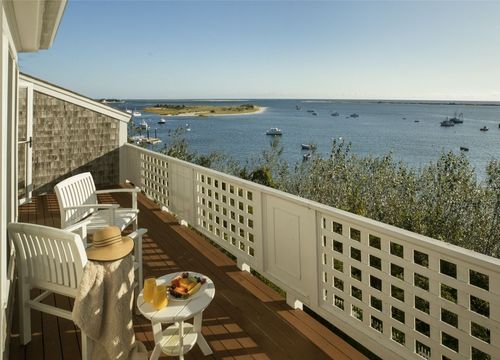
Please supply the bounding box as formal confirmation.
[159,128,500,258]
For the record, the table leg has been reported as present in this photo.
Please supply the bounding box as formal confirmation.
[149,344,162,360]
[149,321,163,360]
[194,312,213,355]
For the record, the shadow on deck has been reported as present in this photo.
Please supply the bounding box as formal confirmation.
[9,188,368,360]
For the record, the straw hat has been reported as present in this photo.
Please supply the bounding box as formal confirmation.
[86,226,134,262]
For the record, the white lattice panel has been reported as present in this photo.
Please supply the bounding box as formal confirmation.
[139,152,169,207]
[195,171,259,265]
[319,213,499,360]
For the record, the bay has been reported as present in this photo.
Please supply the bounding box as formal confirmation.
[115,99,500,179]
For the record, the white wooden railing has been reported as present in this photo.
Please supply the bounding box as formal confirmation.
[122,143,500,360]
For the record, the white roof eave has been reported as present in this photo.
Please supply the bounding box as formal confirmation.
[7,0,67,52]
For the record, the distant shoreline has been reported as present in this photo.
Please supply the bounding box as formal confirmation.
[144,104,266,117]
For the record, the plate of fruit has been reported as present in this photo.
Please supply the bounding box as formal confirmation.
[168,272,207,301]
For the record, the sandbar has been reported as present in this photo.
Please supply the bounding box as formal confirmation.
[143,104,266,117]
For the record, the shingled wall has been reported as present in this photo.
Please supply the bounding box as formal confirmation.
[31,91,120,195]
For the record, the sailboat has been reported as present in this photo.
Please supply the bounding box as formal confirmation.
[133,109,142,117]
[140,119,148,129]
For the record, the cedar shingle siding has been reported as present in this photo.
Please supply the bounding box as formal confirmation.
[32,91,120,195]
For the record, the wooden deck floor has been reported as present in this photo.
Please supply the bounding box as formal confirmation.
[9,189,368,360]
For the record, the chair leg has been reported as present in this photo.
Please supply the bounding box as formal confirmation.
[81,332,91,360]
[18,279,31,345]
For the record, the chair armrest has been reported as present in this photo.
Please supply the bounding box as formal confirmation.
[64,219,92,247]
[95,188,141,194]
[128,228,146,269]
[95,187,140,210]
[62,204,120,211]
[128,228,147,240]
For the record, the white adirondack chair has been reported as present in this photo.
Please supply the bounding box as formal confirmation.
[54,172,140,233]
[8,222,91,359]
[8,222,147,359]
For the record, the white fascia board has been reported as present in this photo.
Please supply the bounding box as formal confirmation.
[10,0,43,52]
[20,73,131,123]
[41,1,67,49]
[5,0,67,52]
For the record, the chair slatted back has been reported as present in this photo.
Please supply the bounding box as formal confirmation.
[8,223,88,296]
[54,172,98,228]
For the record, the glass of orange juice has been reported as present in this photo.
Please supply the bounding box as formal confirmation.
[143,277,156,303]
[152,285,168,310]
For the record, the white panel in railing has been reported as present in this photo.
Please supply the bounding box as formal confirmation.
[318,211,500,360]
[264,195,317,303]
[168,162,195,224]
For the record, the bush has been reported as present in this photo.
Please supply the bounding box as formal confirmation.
[160,128,500,258]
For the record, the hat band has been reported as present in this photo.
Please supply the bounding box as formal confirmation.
[93,233,123,248]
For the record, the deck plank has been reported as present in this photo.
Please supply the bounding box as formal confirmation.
[9,190,369,360]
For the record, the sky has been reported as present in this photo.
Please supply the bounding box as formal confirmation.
[19,0,500,100]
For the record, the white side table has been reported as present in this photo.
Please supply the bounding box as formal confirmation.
[137,272,215,360]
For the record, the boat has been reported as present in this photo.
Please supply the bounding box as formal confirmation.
[133,109,142,117]
[331,112,339,117]
[312,112,318,116]
[480,126,489,132]
[460,146,469,152]
[158,118,166,124]
[303,153,311,161]
[350,113,359,118]
[306,110,315,113]
[125,108,132,114]
[140,119,148,130]
[296,105,301,110]
[301,144,316,150]
[450,112,464,124]
[440,118,455,127]
[414,120,420,123]
[402,117,406,120]
[266,128,283,136]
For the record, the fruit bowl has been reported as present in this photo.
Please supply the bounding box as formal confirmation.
[168,272,207,300]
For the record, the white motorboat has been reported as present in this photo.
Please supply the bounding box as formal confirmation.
[140,119,148,130]
[158,118,166,124]
[133,110,142,117]
[266,128,283,136]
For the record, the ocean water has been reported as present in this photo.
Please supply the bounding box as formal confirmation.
[114,99,500,179]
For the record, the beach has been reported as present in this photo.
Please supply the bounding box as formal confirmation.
[166,106,267,117]
[143,103,266,117]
